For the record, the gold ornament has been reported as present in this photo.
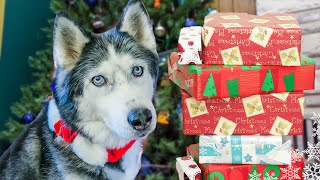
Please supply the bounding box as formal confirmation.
[157,110,170,125]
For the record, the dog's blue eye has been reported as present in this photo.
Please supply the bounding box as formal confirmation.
[132,66,143,77]
[92,75,106,87]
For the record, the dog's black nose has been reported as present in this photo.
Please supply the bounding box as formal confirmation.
[127,108,152,131]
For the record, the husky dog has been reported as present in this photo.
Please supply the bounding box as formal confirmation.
[0,0,158,179]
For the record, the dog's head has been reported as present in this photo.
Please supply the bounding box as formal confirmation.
[52,0,158,148]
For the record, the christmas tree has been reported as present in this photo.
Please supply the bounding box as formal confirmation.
[261,68,274,92]
[203,73,217,97]
[0,0,213,178]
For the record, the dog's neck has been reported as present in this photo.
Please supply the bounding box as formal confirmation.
[47,99,142,167]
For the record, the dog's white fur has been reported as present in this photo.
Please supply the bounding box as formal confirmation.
[75,46,156,147]
[48,99,144,176]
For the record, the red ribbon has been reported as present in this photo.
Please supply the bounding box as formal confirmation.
[107,140,135,162]
[53,119,135,163]
[54,120,78,143]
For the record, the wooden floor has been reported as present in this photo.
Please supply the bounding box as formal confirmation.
[257,0,320,153]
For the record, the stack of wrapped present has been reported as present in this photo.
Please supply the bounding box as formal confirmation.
[170,13,316,179]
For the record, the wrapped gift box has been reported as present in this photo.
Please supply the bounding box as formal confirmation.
[168,52,315,100]
[199,135,291,165]
[181,90,304,135]
[202,13,302,66]
[187,144,304,180]
[178,26,202,64]
[176,156,202,180]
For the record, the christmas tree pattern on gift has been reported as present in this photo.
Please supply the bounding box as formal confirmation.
[261,68,274,92]
[203,73,217,97]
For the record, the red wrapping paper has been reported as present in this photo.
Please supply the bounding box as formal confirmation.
[181,90,304,135]
[168,52,315,100]
[187,144,304,180]
[202,13,302,66]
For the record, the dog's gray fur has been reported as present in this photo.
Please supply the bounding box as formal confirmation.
[0,0,158,179]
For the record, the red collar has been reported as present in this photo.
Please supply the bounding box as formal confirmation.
[54,120,135,163]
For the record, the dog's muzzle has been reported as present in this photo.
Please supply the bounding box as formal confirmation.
[127,108,152,131]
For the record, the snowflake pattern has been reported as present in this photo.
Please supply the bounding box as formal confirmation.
[303,163,320,180]
[232,137,240,144]
[303,142,320,161]
[264,171,278,180]
[234,155,241,162]
[301,112,320,180]
[311,112,320,125]
[312,127,320,137]
[199,146,207,156]
[280,166,301,180]
[291,150,303,164]
[248,169,261,180]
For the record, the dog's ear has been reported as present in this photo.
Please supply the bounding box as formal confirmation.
[117,0,156,54]
[53,12,90,69]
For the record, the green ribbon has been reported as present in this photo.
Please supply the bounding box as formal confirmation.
[188,65,221,75]
[203,65,221,71]
[188,65,202,75]
[301,55,316,65]
[261,68,274,92]
[241,65,261,71]
[223,65,235,68]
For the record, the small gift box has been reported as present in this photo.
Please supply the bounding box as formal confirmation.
[176,156,202,180]
[202,13,302,66]
[178,26,202,64]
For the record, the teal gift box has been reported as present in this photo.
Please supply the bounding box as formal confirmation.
[199,135,291,165]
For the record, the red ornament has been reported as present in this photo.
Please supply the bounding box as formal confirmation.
[154,0,160,9]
